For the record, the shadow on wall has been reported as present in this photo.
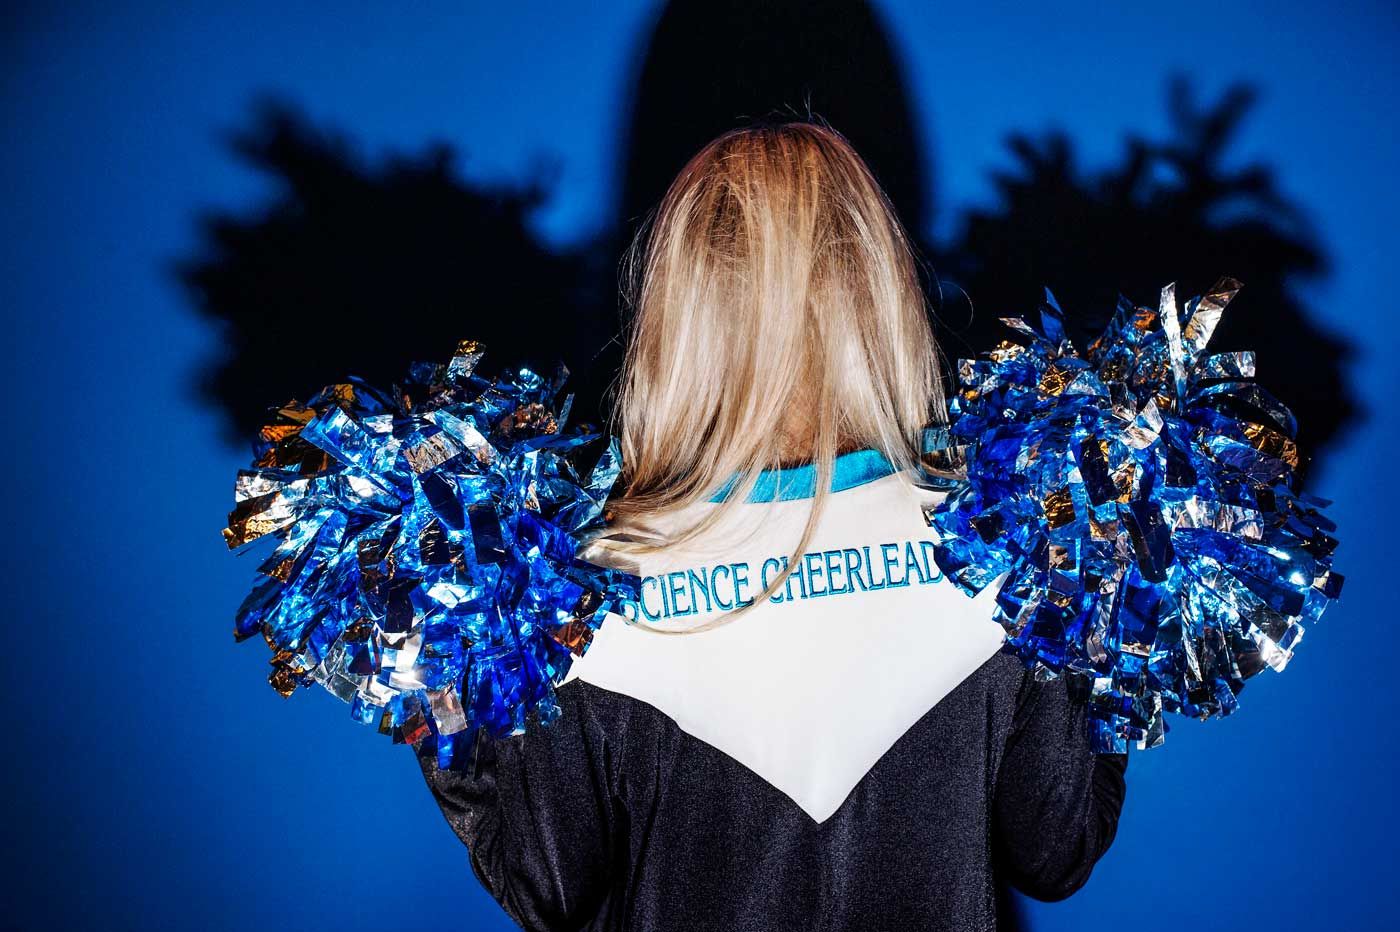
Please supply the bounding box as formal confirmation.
[178,103,610,442]
[177,1,1358,926]
[936,78,1354,466]
[180,0,1357,476]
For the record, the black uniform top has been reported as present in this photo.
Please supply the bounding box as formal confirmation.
[416,454,1128,931]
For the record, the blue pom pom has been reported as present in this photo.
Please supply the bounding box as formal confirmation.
[224,341,637,755]
[927,280,1343,751]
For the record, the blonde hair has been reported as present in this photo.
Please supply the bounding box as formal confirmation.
[610,121,945,628]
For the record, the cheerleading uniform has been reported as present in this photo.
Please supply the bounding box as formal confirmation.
[416,450,1128,931]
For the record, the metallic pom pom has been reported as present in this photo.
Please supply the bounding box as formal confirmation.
[224,343,637,761]
[927,279,1342,751]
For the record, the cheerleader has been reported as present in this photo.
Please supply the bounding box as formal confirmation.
[415,122,1127,931]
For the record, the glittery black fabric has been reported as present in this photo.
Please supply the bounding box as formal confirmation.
[416,651,1127,931]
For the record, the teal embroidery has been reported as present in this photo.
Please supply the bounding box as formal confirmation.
[619,538,945,623]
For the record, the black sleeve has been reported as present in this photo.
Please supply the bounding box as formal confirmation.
[414,681,630,930]
[991,672,1128,902]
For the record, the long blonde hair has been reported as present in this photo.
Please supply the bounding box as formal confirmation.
[610,121,945,627]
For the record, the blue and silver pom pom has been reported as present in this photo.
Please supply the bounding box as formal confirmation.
[927,279,1342,752]
[224,341,637,763]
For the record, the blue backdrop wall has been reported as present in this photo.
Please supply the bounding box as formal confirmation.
[5,2,1397,929]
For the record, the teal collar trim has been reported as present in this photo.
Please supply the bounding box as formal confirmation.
[709,448,897,503]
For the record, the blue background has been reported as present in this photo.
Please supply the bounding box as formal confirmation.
[5,2,1398,929]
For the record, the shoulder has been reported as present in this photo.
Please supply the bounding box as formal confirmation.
[543,678,683,758]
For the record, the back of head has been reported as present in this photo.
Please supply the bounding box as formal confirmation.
[612,121,944,610]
